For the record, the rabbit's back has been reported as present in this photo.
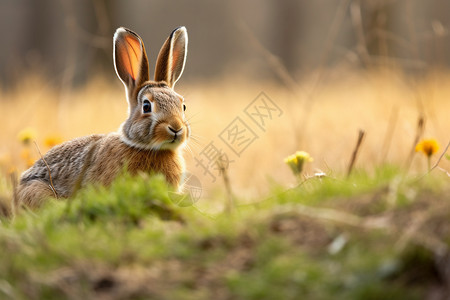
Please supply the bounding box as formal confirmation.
[20,134,105,198]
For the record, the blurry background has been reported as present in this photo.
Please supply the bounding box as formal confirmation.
[1,0,450,85]
[1,0,449,208]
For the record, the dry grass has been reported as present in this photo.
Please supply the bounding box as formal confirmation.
[1,70,449,207]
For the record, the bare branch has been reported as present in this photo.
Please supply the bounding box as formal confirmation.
[405,116,425,172]
[216,155,234,214]
[430,140,450,172]
[347,129,366,177]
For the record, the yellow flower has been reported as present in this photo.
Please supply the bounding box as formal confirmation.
[17,127,36,145]
[415,139,440,157]
[44,134,63,148]
[285,151,313,176]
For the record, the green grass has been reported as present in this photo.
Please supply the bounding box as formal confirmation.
[0,166,448,299]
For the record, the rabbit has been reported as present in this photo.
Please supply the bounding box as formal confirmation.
[16,26,190,208]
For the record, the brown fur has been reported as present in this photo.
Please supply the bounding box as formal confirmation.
[17,134,184,209]
[84,134,183,187]
[16,180,55,208]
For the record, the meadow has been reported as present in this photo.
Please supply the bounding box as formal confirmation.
[0,69,449,299]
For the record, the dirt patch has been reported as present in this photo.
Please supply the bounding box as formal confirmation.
[269,214,333,251]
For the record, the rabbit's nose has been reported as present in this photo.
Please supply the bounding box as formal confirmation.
[167,126,183,136]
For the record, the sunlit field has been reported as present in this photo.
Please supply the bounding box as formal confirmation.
[1,70,449,208]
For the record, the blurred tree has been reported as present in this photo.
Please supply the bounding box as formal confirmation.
[0,0,449,88]
[272,0,302,73]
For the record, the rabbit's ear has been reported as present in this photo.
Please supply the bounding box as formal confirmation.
[154,26,188,88]
[114,28,150,97]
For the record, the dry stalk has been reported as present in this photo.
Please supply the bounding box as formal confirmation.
[33,141,58,199]
[216,155,234,214]
[379,106,399,164]
[414,139,450,182]
[405,116,425,172]
[429,140,450,172]
[347,129,366,177]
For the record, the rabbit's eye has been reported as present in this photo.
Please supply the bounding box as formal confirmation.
[183,104,186,112]
[143,100,152,113]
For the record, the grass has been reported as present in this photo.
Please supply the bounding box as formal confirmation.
[0,165,448,299]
